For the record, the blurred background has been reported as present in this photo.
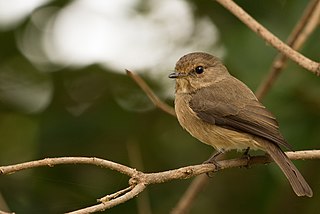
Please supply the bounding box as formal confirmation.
[0,0,319,213]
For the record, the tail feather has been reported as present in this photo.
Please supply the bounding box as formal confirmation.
[263,141,313,197]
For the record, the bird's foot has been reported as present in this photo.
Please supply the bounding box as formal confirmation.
[203,150,224,177]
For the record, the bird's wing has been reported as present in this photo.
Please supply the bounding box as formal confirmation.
[189,77,292,150]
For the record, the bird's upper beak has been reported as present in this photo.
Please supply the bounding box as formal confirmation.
[168,72,188,79]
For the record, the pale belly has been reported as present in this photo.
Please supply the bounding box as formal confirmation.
[174,94,264,152]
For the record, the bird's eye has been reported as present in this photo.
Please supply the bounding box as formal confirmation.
[195,66,204,74]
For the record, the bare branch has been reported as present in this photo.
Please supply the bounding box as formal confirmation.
[126,69,176,117]
[0,157,137,177]
[171,175,209,214]
[126,141,152,214]
[171,152,225,214]
[0,210,14,214]
[1,152,319,178]
[66,183,146,214]
[99,186,134,202]
[256,0,320,99]
[1,150,319,213]
[0,193,13,214]
[215,0,320,75]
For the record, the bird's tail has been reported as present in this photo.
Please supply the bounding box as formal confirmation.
[263,141,313,197]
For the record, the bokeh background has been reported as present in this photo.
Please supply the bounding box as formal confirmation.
[0,0,319,213]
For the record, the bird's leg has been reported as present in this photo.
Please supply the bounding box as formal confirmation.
[242,147,251,157]
[203,150,224,164]
[241,147,251,168]
[203,150,225,176]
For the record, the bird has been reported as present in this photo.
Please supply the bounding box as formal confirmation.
[169,52,312,197]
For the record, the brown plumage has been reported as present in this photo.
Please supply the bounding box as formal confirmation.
[169,52,312,197]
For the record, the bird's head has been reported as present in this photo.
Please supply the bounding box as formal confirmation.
[169,52,229,94]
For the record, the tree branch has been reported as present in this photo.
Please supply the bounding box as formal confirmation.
[126,69,176,117]
[256,0,320,99]
[126,140,152,214]
[171,174,209,214]
[215,0,320,76]
[67,184,146,214]
[0,157,137,177]
[1,150,319,213]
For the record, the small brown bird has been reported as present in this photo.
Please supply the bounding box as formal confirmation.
[169,52,312,197]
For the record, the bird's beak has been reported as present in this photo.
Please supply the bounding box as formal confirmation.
[168,72,188,79]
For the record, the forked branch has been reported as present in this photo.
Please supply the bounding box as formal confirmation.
[1,151,319,213]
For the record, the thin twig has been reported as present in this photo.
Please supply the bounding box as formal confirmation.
[0,157,137,177]
[172,152,225,214]
[99,186,134,202]
[256,0,320,99]
[171,175,209,214]
[66,183,146,214]
[0,193,13,214]
[126,141,152,214]
[0,211,14,214]
[215,0,320,75]
[126,69,176,117]
[1,150,319,213]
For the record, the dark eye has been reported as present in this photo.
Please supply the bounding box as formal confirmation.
[195,66,204,74]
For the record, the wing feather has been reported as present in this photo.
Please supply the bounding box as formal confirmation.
[189,77,292,150]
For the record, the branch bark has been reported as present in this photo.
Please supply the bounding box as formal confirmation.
[126,69,176,117]
[216,0,320,76]
[1,150,319,213]
[256,0,320,99]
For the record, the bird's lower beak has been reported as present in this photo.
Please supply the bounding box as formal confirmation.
[168,72,178,78]
[168,72,187,79]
